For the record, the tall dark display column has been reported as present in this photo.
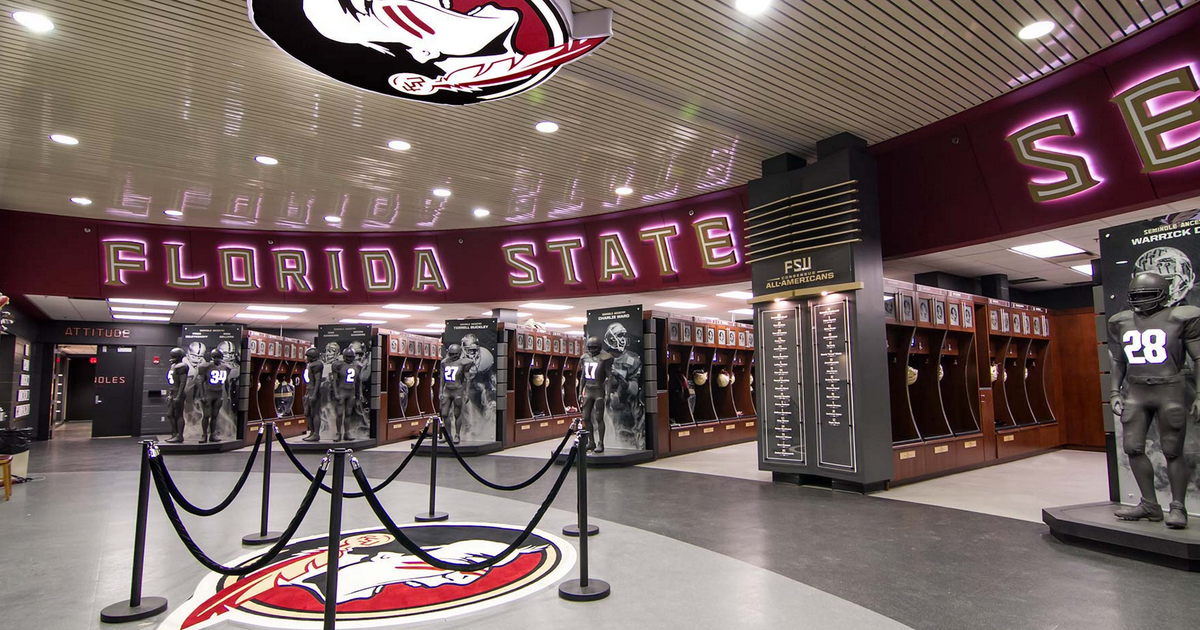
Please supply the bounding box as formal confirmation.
[750,135,893,492]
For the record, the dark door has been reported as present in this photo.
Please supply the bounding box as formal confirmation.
[93,345,137,437]
[65,356,97,422]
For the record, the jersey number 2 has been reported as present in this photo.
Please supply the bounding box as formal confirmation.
[1123,329,1168,364]
[346,368,356,384]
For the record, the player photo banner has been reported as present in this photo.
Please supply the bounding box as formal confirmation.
[1099,209,1200,508]
[248,1,613,107]
[316,324,377,440]
[181,324,245,441]
[442,318,499,443]
[586,305,646,451]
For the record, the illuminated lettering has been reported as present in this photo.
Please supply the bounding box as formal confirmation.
[272,249,312,292]
[412,248,447,291]
[103,241,147,286]
[503,243,542,287]
[598,234,636,281]
[326,249,348,293]
[360,250,397,292]
[1005,114,1101,201]
[164,243,206,289]
[1112,66,1200,173]
[693,217,738,268]
[545,238,584,284]
[639,225,680,276]
[218,247,257,290]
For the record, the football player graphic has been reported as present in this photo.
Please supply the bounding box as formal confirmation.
[1134,246,1195,306]
[1108,271,1200,529]
[460,333,495,423]
[604,322,644,450]
[578,336,613,453]
[440,344,475,444]
[164,348,190,443]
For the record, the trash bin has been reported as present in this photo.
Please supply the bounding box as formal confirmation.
[0,427,33,455]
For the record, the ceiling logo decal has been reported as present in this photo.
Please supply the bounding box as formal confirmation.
[159,524,574,629]
[248,1,613,106]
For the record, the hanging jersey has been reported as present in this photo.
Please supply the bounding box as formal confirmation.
[1108,305,1200,378]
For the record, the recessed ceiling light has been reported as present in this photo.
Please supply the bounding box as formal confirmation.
[734,0,771,17]
[324,215,343,224]
[387,140,411,151]
[615,186,633,196]
[564,316,588,323]
[432,188,452,198]
[112,314,171,323]
[656,301,706,309]
[543,323,571,329]
[234,313,289,321]
[342,319,387,325]
[1018,20,1056,40]
[49,133,78,145]
[70,197,92,206]
[1071,264,1094,276]
[358,312,409,319]
[481,310,493,316]
[255,155,279,165]
[520,302,573,311]
[109,306,175,315]
[383,304,440,312]
[12,11,54,32]
[1010,240,1086,258]
[425,322,446,329]
[730,308,754,315]
[566,330,585,336]
[405,328,443,335]
[535,121,560,133]
[163,209,184,217]
[247,305,308,313]
[517,312,531,317]
[717,290,754,300]
[473,208,490,218]
[108,298,179,307]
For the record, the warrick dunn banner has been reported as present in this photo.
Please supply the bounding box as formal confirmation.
[0,188,748,305]
[1099,209,1200,509]
[248,0,613,106]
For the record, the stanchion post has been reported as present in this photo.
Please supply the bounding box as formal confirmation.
[100,440,169,623]
[243,422,283,545]
[559,429,610,602]
[324,448,350,630]
[563,422,599,538]
[416,418,448,522]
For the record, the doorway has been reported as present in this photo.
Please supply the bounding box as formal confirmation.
[52,345,98,439]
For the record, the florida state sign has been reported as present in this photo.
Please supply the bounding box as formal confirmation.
[249,1,613,106]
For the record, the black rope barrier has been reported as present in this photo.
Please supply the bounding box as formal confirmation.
[147,448,329,576]
[276,425,429,498]
[440,422,574,491]
[351,442,579,572]
[153,429,264,517]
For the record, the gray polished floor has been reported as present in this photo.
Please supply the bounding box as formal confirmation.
[5,435,1198,630]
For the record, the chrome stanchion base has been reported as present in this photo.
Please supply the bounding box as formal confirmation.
[558,579,610,602]
[100,597,169,623]
[414,511,449,522]
[562,523,600,537]
[241,531,284,546]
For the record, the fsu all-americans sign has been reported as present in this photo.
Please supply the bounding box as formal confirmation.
[0,189,748,305]
[249,0,612,106]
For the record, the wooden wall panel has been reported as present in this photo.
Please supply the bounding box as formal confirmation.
[1050,308,1105,448]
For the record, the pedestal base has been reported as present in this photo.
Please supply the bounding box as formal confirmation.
[558,578,610,601]
[283,437,376,453]
[414,511,449,522]
[555,448,655,467]
[99,597,169,623]
[241,531,283,546]
[416,440,503,457]
[1044,501,1200,571]
[562,523,600,537]
[157,438,242,454]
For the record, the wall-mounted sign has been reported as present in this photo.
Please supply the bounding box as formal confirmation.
[249,0,612,106]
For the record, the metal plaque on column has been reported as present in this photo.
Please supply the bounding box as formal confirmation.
[760,307,804,463]
[812,298,856,471]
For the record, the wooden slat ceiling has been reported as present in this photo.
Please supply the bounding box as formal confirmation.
[0,0,1192,232]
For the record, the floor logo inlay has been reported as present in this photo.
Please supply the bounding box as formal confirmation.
[161,523,575,629]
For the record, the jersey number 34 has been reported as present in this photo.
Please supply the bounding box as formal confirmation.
[1123,329,1168,364]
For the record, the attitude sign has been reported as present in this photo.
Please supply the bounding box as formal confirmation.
[249,1,613,106]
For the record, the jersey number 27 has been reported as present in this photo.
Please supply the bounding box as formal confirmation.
[1123,329,1168,364]
[444,366,460,381]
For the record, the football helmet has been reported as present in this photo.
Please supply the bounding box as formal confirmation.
[342,348,356,362]
[692,370,708,386]
[1128,271,1172,313]
[445,344,462,361]
[187,342,207,363]
[461,334,480,361]
[716,371,731,388]
[585,336,601,354]
[905,366,918,386]
[1134,246,1194,306]
[169,347,185,361]
[604,322,628,353]
[305,347,320,362]
[209,348,224,362]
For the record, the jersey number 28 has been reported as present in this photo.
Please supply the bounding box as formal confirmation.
[1123,329,1168,364]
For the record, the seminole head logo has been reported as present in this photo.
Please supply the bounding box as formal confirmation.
[248,1,613,106]
[160,524,574,629]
